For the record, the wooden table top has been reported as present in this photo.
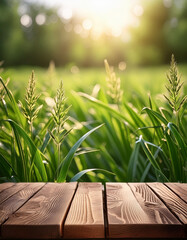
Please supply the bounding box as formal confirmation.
[0,182,186,239]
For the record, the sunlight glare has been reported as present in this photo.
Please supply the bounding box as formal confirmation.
[58,7,72,22]
[61,0,142,38]
[82,19,93,31]
[133,5,144,17]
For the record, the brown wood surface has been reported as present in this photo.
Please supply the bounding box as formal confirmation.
[64,182,105,239]
[0,183,45,225]
[165,182,187,202]
[0,183,29,205]
[148,182,187,224]
[106,183,183,238]
[0,182,186,239]
[0,183,15,193]
[1,183,77,239]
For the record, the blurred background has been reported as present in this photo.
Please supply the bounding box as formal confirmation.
[1,0,187,68]
[0,0,187,184]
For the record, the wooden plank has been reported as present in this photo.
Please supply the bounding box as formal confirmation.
[0,183,29,205]
[2,182,77,239]
[106,183,183,238]
[165,183,187,202]
[64,182,105,239]
[0,183,15,193]
[0,183,45,225]
[148,182,187,224]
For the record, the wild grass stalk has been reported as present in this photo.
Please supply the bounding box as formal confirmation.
[49,80,72,178]
[19,71,42,138]
[0,71,108,182]
[164,54,186,126]
[104,59,123,105]
[0,55,186,183]
[78,55,186,182]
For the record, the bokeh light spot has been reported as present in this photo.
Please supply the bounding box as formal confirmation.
[82,19,93,30]
[35,14,46,25]
[71,65,79,74]
[20,14,32,27]
[118,61,126,71]
[163,0,172,8]
[133,5,144,17]
[170,17,178,28]
[58,7,72,21]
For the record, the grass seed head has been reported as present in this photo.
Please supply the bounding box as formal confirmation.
[19,70,42,126]
[51,80,72,144]
[104,59,123,104]
[164,54,186,112]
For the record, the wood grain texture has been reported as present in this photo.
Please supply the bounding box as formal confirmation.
[64,182,104,239]
[0,183,45,225]
[165,183,187,202]
[148,182,187,225]
[0,183,15,193]
[0,183,28,205]
[1,183,77,239]
[106,183,183,238]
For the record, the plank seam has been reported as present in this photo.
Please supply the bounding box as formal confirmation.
[0,184,15,194]
[0,183,46,226]
[103,183,108,239]
[0,184,28,205]
[146,183,185,225]
[163,183,187,204]
[61,182,78,238]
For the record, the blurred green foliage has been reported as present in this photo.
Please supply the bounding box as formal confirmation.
[0,0,187,67]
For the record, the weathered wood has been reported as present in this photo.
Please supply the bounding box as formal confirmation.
[165,182,187,202]
[1,183,77,239]
[106,183,183,238]
[64,182,105,239]
[0,183,28,205]
[0,183,45,225]
[0,183,15,193]
[148,182,187,224]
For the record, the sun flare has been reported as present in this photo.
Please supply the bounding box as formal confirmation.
[57,0,143,39]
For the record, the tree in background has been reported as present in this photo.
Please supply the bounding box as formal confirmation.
[0,0,187,67]
[164,0,187,62]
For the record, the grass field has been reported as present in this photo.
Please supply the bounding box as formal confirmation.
[0,60,186,183]
[5,63,187,97]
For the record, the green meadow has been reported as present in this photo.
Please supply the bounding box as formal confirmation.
[0,59,186,183]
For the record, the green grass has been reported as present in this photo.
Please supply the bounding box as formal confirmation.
[5,64,187,96]
[0,60,186,183]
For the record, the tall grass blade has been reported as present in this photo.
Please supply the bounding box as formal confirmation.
[6,119,48,181]
[142,107,168,125]
[167,122,187,161]
[138,136,169,181]
[0,77,25,126]
[13,123,27,181]
[127,141,141,181]
[165,125,185,181]
[0,153,15,179]
[79,92,130,123]
[57,124,104,182]
[70,168,114,182]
